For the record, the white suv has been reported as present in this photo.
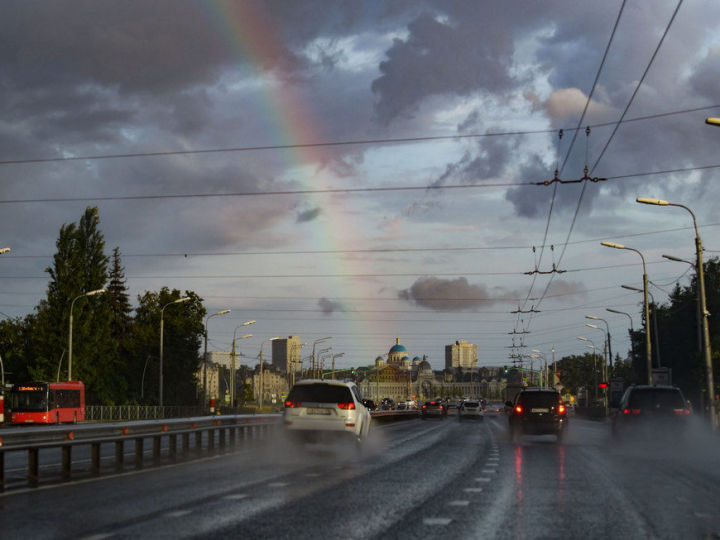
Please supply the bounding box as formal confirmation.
[284,380,371,444]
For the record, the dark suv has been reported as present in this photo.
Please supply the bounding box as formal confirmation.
[612,385,691,440]
[506,388,567,443]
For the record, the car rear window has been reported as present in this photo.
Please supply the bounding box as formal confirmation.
[464,401,479,407]
[629,388,685,409]
[518,392,560,408]
[287,384,353,403]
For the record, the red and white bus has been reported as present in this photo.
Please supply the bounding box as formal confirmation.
[10,381,85,424]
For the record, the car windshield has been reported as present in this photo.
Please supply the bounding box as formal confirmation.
[519,393,559,408]
[629,388,685,409]
[288,384,353,403]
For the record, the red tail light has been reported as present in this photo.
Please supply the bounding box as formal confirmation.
[674,408,692,416]
[422,404,427,409]
[285,400,300,408]
[631,409,641,415]
[337,402,356,410]
[623,408,630,415]
[558,404,566,414]
[515,405,522,414]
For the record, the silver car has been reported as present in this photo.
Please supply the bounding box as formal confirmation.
[284,380,371,444]
[458,400,484,421]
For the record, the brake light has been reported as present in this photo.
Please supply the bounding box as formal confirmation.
[422,404,427,409]
[337,402,356,410]
[623,409,629,415]
[285,400,300,408]
[515,405,522,414]
[631,409,641,415]
[558,404,566,414]
[674,408,692,416]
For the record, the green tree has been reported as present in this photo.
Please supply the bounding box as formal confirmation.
[0,315,35,384]
[552,353,598,396]
[107,247,132,344]
[27,207,122,404]
[129,288,205,405]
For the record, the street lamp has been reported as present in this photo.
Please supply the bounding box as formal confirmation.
[202,309,231,410]
[68,288,105,381]
[259,337,281,409]
[585,315,612,368]
[317,347,332,378]
[332,353,345,373]
[311,337,331,378]
[601,241,652,384]
[578,336,599,402]
[159,296,191,407]
[637,197,716,429]
[230,321,255,408]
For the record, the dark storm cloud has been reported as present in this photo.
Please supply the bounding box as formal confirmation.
[318,297,343,315]
[371,10,515,124]
[399,277,515,312]
[544,280,588,300]
[297,207,322,223]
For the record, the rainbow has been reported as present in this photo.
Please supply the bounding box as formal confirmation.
[198,2,382,366]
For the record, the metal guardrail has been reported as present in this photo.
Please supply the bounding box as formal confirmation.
[0,414,281,490]
[85,405,205,421]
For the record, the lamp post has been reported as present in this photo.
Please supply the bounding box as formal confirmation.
[311,337,331,379]
[231,321,255,407]
[586,315,612,370]
[259,337,281,409]
[578,336,598,402]
[317,347,332,378]
[159,296,191,407]
[331,353,345,379]
[68,288,105,382]
[637,197,716,429]
[202,309,231,411]
[585,324,608,374]
[622,284,662,369]
[602,241,652,384]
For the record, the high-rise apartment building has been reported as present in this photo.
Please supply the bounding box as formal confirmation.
[445,340,478,369]
[272,335,302,373]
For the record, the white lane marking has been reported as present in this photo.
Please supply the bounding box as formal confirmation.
[487,457,499,461]
[165,510,192,518]
[424,518,452,526]
[694,512,711,519]
[224,494,248,500]
[304,473,321,477]
[475,477,492,482]
[485,462,499,467]
[481,469,497,474]
[464,487,483,493]
[448,500,470,507]
[268,482,289,488]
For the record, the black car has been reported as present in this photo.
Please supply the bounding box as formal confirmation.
[361,399,377,411]
[612,385,691,441]
[506,388,567,443]
[421,398,448,419]
[379,397,395,411]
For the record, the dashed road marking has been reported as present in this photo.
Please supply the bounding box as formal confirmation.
[424,518,452,526]
[165,510,192,518]
[268,482,289,488]
[481,469,497,474]
[487,457,499,461]
[475,477,492,482]
[448,500,470,506]
[485,462,499,467]
[694,512,711,519]
[224,494,248,500]
[464,487,483,493]
[304,473,321,477]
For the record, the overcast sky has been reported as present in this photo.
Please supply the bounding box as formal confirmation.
[1,0,719,372]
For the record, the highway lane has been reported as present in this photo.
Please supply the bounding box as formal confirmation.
[1,416,719,539]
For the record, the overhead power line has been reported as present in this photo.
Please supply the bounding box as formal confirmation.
[0,104,715,168]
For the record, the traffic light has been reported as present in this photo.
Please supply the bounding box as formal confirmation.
[503,366,508,374]
[598,382,608,389]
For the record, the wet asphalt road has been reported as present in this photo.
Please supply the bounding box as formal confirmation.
[1,415,719,539]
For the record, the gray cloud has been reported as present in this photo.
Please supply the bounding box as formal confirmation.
[297,207,323,223]
[399,277,514,312]
[318,297,343,315]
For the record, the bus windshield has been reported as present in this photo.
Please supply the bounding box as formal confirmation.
[11,390,48,412]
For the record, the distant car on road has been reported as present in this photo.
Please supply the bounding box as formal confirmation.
[483,403,506,416]
[507,388,567,443]
[361,399,377,411]
[379,397,395,411]
[458,400,484,421]
[284,380,371,445]
[421,398,448,419]
[611,385,691,441]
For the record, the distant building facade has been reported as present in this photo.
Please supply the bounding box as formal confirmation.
[445,340,478,369]
[272,335,302,373]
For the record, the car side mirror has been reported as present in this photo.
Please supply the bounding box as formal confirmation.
[505,401,513,408]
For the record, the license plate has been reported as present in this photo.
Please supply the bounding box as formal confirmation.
[531,408,549,413]
[307,408,331,415]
